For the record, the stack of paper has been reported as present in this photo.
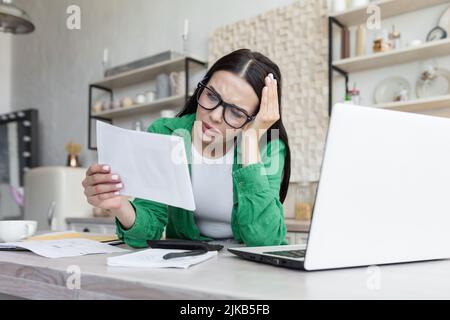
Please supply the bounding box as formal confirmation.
[107,249,218,269]
[0,238,129,258]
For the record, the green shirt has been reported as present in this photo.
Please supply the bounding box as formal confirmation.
[115,112,288,248]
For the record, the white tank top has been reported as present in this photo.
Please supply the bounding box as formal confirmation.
[191,143,234,239]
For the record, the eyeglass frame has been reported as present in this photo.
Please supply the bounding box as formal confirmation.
[196,82,257,129]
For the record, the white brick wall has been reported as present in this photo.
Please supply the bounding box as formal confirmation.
[209,0,329,182]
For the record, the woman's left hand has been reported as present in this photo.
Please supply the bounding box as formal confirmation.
[242,73,280,140]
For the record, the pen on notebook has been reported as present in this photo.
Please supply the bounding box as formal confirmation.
[163,250,207,260]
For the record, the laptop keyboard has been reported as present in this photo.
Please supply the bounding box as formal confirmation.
[263,249,306,259]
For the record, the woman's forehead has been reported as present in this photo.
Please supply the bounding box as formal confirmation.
[208,71,259,110]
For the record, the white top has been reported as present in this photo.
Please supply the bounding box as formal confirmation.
[191,143,235,239]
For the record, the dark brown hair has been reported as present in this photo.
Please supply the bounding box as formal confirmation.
[177,49,291,203]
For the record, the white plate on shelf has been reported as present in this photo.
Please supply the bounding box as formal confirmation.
[374,76,411,104]
[416,67,450,99]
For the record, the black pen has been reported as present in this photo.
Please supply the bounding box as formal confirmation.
[163,249,207,260]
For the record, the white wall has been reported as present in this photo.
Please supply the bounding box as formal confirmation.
[0,33,11,114]
[10,0,296,167]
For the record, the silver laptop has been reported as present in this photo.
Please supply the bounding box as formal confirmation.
[229,103,450,271]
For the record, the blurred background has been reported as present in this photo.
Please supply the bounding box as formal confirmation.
[1,0,449,244]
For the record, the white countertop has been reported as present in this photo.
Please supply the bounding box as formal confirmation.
[1,240,450,300]
[64,217,311,233]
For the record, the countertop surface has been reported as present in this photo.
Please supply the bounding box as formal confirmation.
[1,239,450,300]
[65,217,311,233]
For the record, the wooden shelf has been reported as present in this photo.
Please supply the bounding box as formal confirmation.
[330,0,450,26]
[374,94,450,112]
[92,94,189,118]
[285,219,310,233]
[91,55,207,89]
[333,39,450,73]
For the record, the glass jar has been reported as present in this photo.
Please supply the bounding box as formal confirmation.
[295,181,315,221]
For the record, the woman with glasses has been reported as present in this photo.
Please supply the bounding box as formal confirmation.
[82,49,291,248]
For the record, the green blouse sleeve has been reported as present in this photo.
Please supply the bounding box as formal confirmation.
[115,198,168,248]
[232,139,288,247]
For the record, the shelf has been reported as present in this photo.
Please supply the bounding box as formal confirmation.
[88,53,207,150]
[373,94,450,112]
[330,0,450,26]
[92,94,189,118]
[285,219,310,233]
[91,55,207,89]
[333,39,450,73]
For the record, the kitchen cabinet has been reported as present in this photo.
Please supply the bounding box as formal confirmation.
[286,232,308,245]
[88,54,207,150]
[66,217,309,245]
[66,217,116,234]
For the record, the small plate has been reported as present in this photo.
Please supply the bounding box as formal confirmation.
[374,76,411,104]
[416,67,450,99]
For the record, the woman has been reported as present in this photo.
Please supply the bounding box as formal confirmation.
[82,49,291,248]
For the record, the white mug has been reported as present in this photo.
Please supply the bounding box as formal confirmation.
[407,39,422,47]
[135,93,146,105]
[145,90,156,103]
[0,220,38,243]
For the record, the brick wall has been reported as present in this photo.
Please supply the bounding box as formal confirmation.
[209,0,329,183]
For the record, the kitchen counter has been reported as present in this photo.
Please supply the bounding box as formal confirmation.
[1,239,450,300]
[65,217,311,233]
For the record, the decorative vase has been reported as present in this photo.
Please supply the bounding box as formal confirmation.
[67,154,80,168]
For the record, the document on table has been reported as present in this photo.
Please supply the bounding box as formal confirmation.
[107,249,218,269]
[96,121,196,211]
[26,231,119,242]
[0,238,129,258]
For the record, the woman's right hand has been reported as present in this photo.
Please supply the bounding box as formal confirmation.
[82,164,124,210]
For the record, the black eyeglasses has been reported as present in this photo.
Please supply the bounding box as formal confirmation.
[196,82,256,129]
